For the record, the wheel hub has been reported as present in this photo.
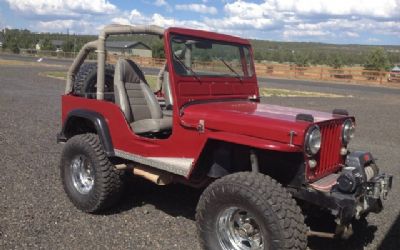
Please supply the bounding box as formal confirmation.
[217,207,264,250]
[238,223,256,238]
[70,155,94,194]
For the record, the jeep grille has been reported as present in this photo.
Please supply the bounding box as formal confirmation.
[308,120,345,180]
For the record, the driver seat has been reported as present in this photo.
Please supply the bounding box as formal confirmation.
[114,59,172,134]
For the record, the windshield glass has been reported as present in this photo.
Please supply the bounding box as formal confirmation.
[170,35,254,78]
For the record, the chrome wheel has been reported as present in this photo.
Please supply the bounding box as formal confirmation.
[217,207,265,250]
[70,155,94,194]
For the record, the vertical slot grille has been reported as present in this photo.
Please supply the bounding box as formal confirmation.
[310,120,344,180]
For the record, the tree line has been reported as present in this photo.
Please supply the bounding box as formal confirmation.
[1,28,399,71]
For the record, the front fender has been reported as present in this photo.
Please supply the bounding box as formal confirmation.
[207,131,302,153]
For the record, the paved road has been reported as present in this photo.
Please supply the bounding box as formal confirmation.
[0,61,399,249]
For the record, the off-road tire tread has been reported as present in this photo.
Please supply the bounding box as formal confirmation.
[61,133,124,213]
[73,63,115,96]
[196,172,307,250]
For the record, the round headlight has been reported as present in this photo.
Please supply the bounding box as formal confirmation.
[305,125,321,155]
[342,119,355,145]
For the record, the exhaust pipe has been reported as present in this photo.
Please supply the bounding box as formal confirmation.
[307,230,335,238]
[133,165,173,185]
[306,224,353,239]
[115,163,172,185]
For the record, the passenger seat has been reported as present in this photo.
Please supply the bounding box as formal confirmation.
[113,59,172,134]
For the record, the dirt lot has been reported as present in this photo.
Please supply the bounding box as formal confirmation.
[0,60,399,249]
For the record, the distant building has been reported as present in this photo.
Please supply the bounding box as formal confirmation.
[106,41,152,57]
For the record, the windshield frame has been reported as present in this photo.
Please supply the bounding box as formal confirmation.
[169,34,255,79]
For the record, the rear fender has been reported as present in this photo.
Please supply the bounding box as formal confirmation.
[58,109,114,156]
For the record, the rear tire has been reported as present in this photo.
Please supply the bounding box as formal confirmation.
[73,63,115,101]
[60,133,124,213]
[196,172,307,250]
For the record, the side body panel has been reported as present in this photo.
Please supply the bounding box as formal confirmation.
[61,95,301,178]
[62,95,206,175]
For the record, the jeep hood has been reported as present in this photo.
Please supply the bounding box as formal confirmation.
[180,101,339,146]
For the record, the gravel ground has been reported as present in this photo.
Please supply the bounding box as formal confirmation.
[0,62,399,249]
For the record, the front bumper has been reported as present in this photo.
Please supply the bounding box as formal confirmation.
[294,173,392,225]
[293,151,393,226]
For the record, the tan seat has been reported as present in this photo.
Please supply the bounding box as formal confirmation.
[114,59,172,134]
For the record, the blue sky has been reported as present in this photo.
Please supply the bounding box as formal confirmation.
[0,0,399,45]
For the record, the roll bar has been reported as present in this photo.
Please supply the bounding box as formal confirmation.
[65,24,164,99]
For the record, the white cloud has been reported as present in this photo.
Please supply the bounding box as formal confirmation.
[109,10,208,30]
[155,0,168,7]
[205,16,275,30]
[281,18,400,40]
[272,0,399,19]
[199,1,279,32]
[203,0,400,42]
[344,31,359,38]
[175,4,218,15]
[111,9,146,26]
[224,1,272,19]
[109,2,399,44]
[150,13,208,29]
[6,0,117,17]
[154,0,173,12]
[368,37,381,43]
[283,29,332,37]
[35,19,100,34]
[111,17,131,26]
[129,9,143,20]
[4,0,399,44]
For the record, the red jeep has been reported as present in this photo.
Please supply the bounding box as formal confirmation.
[58,24,392,249]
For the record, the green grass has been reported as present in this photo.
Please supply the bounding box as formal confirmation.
[45,71,67,79]
[145,75,159,91]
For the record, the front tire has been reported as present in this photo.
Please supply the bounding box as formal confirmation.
[60,133,124,213]
[196,172,307,250]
